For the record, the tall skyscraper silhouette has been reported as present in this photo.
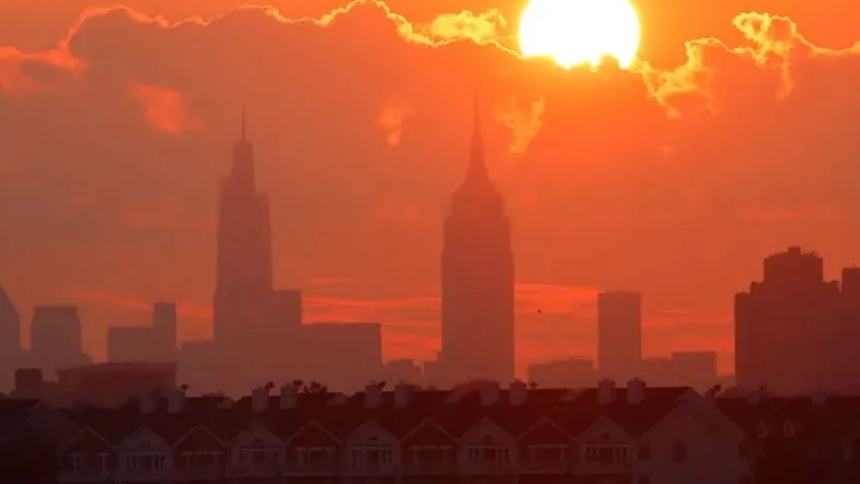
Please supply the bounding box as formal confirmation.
[213,110,274,383]
[439,95,515,385]
[0,287,21,390]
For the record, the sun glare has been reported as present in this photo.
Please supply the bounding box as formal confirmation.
[519,0,641,69]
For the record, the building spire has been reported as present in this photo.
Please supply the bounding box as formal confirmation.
[241,105,247,141]
[468,89,488,180]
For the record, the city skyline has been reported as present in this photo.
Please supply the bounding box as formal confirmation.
[4,0,860,378]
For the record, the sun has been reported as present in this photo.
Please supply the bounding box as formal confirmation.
[519,0,641,69]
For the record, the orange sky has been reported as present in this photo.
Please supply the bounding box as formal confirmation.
[2,0,860,377]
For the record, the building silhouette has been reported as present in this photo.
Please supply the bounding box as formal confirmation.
[438,95,515,385]
[108,302,178,363]
[735,246,860,394]
[29,305,90,377]
[40,381,753,484]
[213,111,276,390]
[0,287,22,391]
[527,357,596,388]
[597,290,642,382]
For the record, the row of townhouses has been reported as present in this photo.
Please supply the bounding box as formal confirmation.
[1,379,859,484]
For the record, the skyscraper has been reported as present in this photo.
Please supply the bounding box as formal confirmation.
[0,287,21,390]
[734,247,853,394]
[439,95,515,385]
[597,290,642,382]
[30,305,89,377]
[213,111,274,385]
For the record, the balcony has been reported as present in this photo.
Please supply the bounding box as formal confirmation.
[573,444,632,474]
[461,445,515,475]
[344,447,397,475]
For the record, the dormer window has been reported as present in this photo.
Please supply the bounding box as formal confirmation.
[69,453,84,471]
[783,422,796,438]
[755,421,769,438]
[349,439,395,471]
[467,435,511,466]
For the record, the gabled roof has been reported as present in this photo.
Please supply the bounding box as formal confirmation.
[43,385,734,449]
[0,399,36,441]
[59,426,114,454]
[714,395,790,434]
[760,395,860,444]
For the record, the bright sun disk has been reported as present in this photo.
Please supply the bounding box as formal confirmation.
[519,0,641,69]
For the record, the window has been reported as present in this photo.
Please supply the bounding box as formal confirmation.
[69,453,84,471]
[97,453,109,472]
[291,446,334,467]
[350,444,395,470]
[466,441,511,466]
[637,443,651,461]
[182,451,221,469]
[239,448,279,467]
[783,422,796,438]
[755,422,768,438]
[638,475,651,484]
[584,444,628,465]
[410,445,450,467]
[672,443,688,462]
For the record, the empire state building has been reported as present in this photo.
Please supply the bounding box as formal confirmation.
[439,97,516,385]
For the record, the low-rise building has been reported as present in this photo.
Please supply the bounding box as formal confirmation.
[42,379,751,484]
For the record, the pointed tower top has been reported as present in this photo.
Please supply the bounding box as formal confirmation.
[468,90,488,180]
[241,105,247,141]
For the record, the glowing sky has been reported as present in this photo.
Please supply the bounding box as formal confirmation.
[3,0,860,376]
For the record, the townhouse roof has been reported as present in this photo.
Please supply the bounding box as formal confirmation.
[53,384,698,447]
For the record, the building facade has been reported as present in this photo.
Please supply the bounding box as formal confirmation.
[50,380,750,484]
[439,97,515,386]
[597,291,642,383]
[735,247,860,394]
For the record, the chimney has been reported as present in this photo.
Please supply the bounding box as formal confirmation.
[394,383,412,408]
[167,387,185,414]
[508,380,528,406]
[365,383,383,409]
[747,391,761,406]
[280,384,298,410]
[626,378,646,404]
[252,386,270,413]
[481,381,500,406]
[138,393,156,414]
[597,379,616,405]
